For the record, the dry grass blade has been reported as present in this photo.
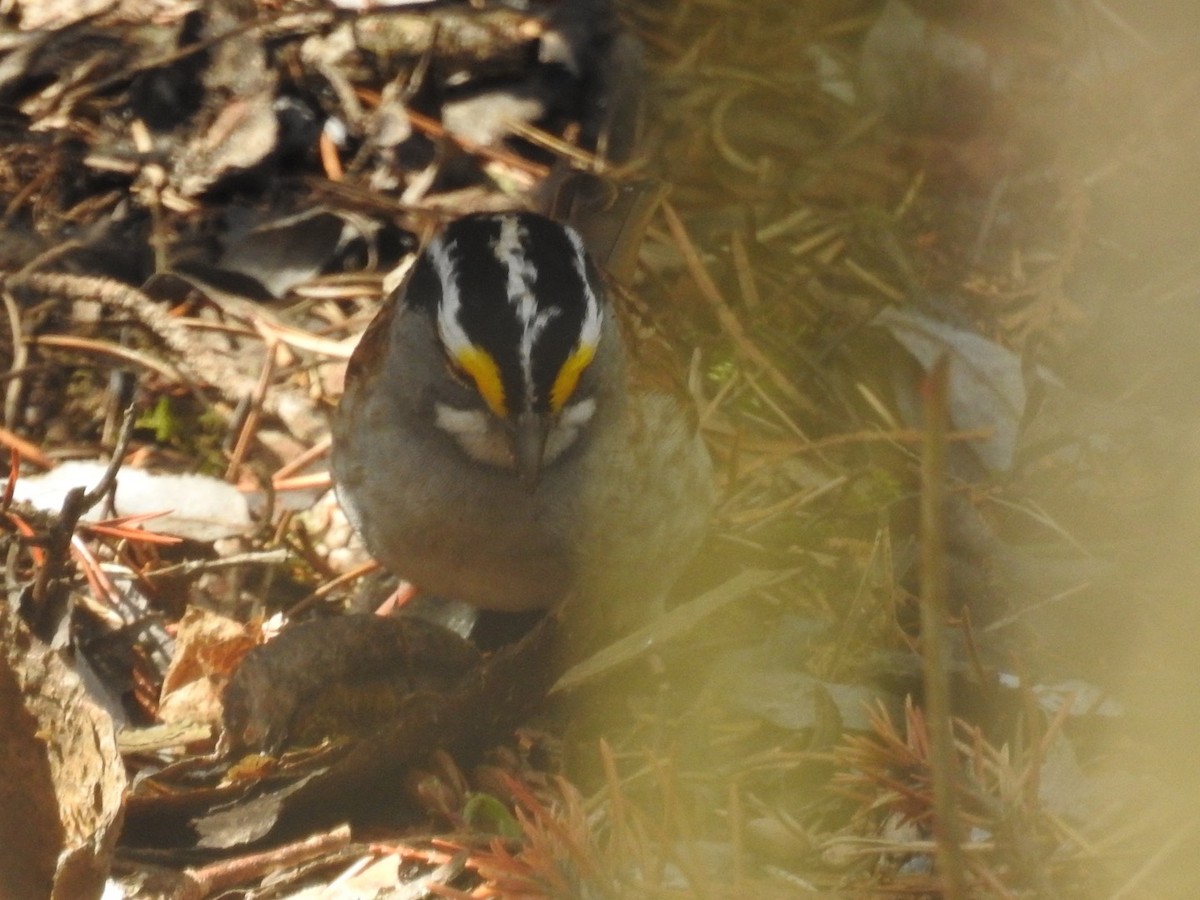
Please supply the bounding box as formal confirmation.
[659,200,817,416]
[29,334,186,383]
[552,568,783,692]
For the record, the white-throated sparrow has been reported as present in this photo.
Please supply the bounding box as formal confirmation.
[332,210,712,624]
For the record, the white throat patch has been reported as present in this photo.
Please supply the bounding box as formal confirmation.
[435,397,596,469]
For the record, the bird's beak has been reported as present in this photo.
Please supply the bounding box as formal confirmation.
[511,411,550,491]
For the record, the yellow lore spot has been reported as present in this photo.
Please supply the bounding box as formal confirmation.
[550,343,596,413]
[456,346,507,418]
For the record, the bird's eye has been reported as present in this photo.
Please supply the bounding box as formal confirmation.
[549,342,598,413]
[447,346,508,419]
[444,355,472,387]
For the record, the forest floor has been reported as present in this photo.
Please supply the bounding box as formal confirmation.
[2,0,1199,897]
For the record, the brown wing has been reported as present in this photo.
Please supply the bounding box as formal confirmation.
[344,284,402,392]
[547,172,668,289]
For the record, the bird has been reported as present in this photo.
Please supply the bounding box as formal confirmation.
[331,209,713,635]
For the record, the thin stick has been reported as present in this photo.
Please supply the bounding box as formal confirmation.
[182,824,353,898]
[404,108,551,179]
[225,338,278,482]
[28,405,138,639]
[271,434,332,484]
[1,284,27,427]
[919,356,968,898]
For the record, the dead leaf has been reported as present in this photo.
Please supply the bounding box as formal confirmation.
[0,602,125,899]
[876,306,1025,472]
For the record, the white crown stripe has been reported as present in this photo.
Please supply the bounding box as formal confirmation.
[427,214,601,420]
[496,215,560,408]
[565,226,603,348]
[429,236,471,356]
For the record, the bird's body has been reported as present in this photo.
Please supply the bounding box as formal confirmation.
[332,211,712,619]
